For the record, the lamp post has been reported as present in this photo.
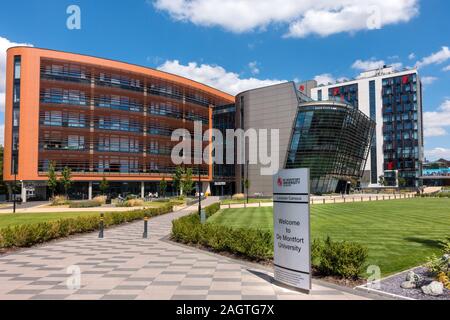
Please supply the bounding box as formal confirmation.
[246,160,249,204]
[198,163,202,217]
[12,153,17,214]
[13,168,17,214]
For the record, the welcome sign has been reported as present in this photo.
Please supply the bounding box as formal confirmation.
[273,168,311,292]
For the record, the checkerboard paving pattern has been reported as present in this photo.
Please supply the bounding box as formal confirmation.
[0,199,369,300]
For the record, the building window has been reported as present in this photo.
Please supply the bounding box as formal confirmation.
[369,80,378,184]
[14,57,21,80]
[318,89,322,101]
[11,56,21,175]
[13,109,20,127]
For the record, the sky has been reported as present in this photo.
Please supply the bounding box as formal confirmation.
[0,0,449,160]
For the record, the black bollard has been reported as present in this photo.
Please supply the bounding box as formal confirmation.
[99,213,104,239]
[143,216,148,238]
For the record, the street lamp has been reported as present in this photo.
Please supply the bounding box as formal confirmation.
[11,144,19,214]
[13,162,17,214]
[246,160,249,204]
[198,163,201,217]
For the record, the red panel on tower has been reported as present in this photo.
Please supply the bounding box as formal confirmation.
[402,75,409,84]
[387,161,395,170]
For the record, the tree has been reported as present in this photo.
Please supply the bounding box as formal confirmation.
[183,168,195,196]
[99,177,109,195]
[160,177,167,198]
[0,146,8,197]
[47,162,58,198]
[173,166,184,196]
[60,166,72,198]
[398,177,407,188]
[349,177,359,191]
[244,179,250,203]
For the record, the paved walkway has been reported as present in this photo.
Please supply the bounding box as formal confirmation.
[0,200,371,300]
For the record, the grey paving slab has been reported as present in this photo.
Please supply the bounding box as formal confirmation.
[0,199,370,300]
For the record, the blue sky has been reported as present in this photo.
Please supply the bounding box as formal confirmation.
[0,0,449,160]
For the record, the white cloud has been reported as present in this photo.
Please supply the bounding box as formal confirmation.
[352,59,385,71]
[390,62,403,70]
[157,60,285,95]
[0,36,33,112]
[0,124,3,146]
[314,73,335,86]
[426,148,450,161]
[248,61,260,75]
[153,0,419,38]
[421,76,438,86]
[415,46,450,69]
[408,53,416,60]
[443,65,450,72]
[424,100,450,137]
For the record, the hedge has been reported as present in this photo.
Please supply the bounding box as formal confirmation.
[69,200,102,208]
[313,237,368,279]
[172,203,369,278]
[0,204,173,249]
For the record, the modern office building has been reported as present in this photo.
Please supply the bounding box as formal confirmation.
[3,47,234,200]
[211,104,237,196]
[234,82,375,195]
[421,159,450,187]
[286,101,375,194]
[310,66,424,188]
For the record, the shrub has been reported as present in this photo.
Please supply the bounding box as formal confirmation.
[116,199,145,207]
[69,200,102,208]
[93,195,107,205]
[232,193,245,200]
[172,203,273,260]
[172,213,273,260]
[204,202,220,218]
[170,198,186,206]
[420,193,450,198]
[172,203,368,279]
[425,238,450,281]
[314,237,368,279]
[0,204,173,249]
[51,195,70,206]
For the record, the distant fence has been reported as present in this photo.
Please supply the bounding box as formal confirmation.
[220,193,417,209]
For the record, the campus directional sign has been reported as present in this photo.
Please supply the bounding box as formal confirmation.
[273,168,311,293]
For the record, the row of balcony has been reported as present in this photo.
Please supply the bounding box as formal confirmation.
[40,95,209,122]
[38,163,209,176]
[41,70,216,108]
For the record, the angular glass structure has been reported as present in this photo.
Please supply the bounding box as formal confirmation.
[286,101,375,194]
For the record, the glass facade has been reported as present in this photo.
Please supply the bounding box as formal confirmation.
[382,73,421,187]
[328,83,359,108]
[212,104,236,196]
[286,102,375,194]
[369,80,378,184]
[11,56,21,174]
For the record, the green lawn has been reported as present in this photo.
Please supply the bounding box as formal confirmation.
[220,199,273,205]
[208,198,450,276]
[0,212,100,228]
